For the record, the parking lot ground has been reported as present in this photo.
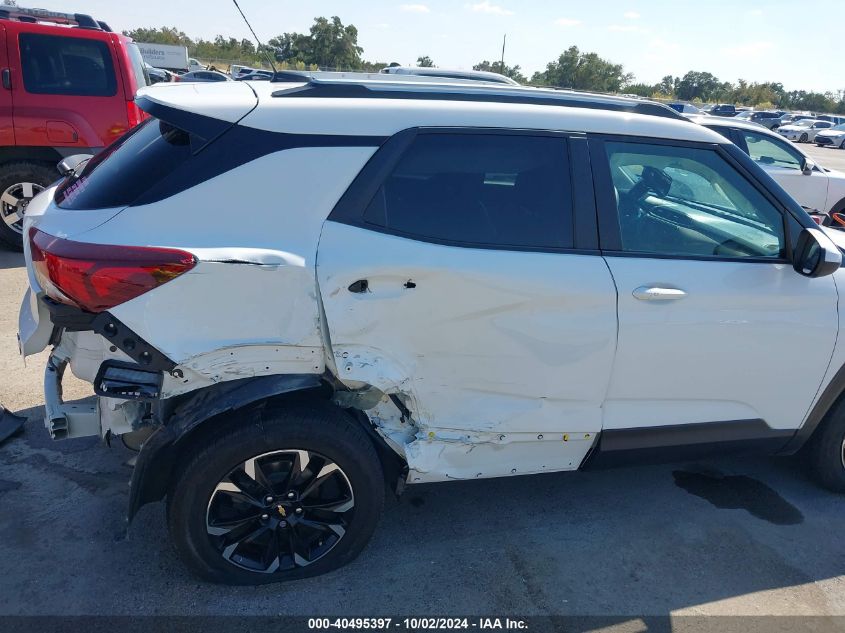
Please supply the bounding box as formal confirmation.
[802,142,845,173]
[3,213,845,620]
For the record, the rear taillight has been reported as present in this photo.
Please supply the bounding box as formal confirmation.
[126,100,148,129]
[29,228,196,313]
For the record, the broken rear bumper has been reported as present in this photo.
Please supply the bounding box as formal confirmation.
[44,353,99,440]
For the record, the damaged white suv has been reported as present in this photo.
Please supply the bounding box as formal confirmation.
[17,77,845,584]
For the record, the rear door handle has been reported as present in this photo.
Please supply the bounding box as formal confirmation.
[633,286,686,301]
[2,69,10,90]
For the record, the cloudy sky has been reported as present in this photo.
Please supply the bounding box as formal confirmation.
[25,0,845,93]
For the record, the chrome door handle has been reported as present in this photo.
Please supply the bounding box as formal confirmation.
[632,286,687,301]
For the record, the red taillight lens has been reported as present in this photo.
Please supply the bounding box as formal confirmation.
[30,228,196,313]
[126,100,148,129]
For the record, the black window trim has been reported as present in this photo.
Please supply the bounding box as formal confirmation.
[327,126,600,255]
[588,132,809,264]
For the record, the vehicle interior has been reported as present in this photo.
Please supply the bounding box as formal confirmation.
[608,147,785,258]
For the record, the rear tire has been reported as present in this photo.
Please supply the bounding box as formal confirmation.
[0,161,56,250]
[839,139,845,150]
[166,402,385,584]
[805,398,845,493]
[800,133,809,143]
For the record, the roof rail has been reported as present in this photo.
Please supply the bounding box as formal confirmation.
[271,78,685,120]
[0,6,102,30]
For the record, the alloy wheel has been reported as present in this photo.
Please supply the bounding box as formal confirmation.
[1,181,44,234]
[205,449,355,574]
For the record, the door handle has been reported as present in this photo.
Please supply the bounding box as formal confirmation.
[632,286,686,301]
[2,69,10,90]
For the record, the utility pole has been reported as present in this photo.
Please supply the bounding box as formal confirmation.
[500,33,506,74]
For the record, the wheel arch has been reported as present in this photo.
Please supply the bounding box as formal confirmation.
[128,374,329,521]
[779,360,845,454]
[128,375,406,521]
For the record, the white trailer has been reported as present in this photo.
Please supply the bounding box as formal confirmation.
[137,43,190,72]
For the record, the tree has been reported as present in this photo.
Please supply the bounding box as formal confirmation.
[674,71,722,102]
[122,26,192,47]
[657,75,676,96]
[531,46,632,92]
[473,60,527,83]
[416,56,435,67]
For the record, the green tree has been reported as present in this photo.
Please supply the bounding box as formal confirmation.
[531,46,632,92]
[122,26,193,47]
[473,60,527,83]
[674,71,725,101]
[416,55,435,67]
[657,75,676,96]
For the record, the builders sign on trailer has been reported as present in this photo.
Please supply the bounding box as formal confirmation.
[137,43,189,72]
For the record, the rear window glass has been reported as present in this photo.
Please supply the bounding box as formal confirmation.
[55,119,192,209]
[125,42,149,90]
[20,33,117,97]
[363,133,574,249]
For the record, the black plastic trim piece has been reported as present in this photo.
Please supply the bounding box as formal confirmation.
[94,360,163,401]
[127,374,327,520]
[585,419,794,468]
[272,82,686,120]
[42,297,175,372]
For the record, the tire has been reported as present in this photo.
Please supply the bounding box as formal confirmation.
[805,398,845,493]
[0,161,56,250]
[166,402,385,584]
[800,133,809,143]
[839,139,845,150]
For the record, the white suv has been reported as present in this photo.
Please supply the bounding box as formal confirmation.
[16,78,845,584]
[692,115,845,217]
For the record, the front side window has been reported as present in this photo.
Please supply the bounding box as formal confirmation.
[20,33,117,97]
[605,141,785,259]
[363,133,574,249]
[743,131,803,171]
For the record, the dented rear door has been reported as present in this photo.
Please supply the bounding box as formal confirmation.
[317,129,617,460]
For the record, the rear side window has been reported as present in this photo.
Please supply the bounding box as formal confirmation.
[363,133,574,249]
[20,33,117,97]
[55,119,192,209]
[125,42,149,89]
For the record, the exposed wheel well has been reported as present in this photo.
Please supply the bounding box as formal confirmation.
[128,382,406,520]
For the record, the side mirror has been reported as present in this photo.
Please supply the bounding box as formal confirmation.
[794,227,841,278]
[57,154,91,178]
[801,157,816,175]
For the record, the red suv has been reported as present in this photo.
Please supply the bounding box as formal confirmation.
[0,6,148,249]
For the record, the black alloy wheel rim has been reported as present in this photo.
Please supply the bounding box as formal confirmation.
[206,449,355,573]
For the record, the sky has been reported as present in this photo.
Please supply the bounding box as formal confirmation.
[25,0,845,94]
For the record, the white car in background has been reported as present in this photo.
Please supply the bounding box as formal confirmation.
[778,119,834,143]
[692,115,845,216]
[815,124,845,149]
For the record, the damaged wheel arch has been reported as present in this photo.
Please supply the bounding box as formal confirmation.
[127,375,408,521]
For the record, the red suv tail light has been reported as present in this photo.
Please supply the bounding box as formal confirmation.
[29,228,196,313]
[126,100,148,129]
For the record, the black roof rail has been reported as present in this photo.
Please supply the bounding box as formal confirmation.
[271,80,686,121]
[0,7,102,30]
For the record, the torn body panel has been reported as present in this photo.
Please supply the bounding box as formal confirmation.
[361,393,597,483]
